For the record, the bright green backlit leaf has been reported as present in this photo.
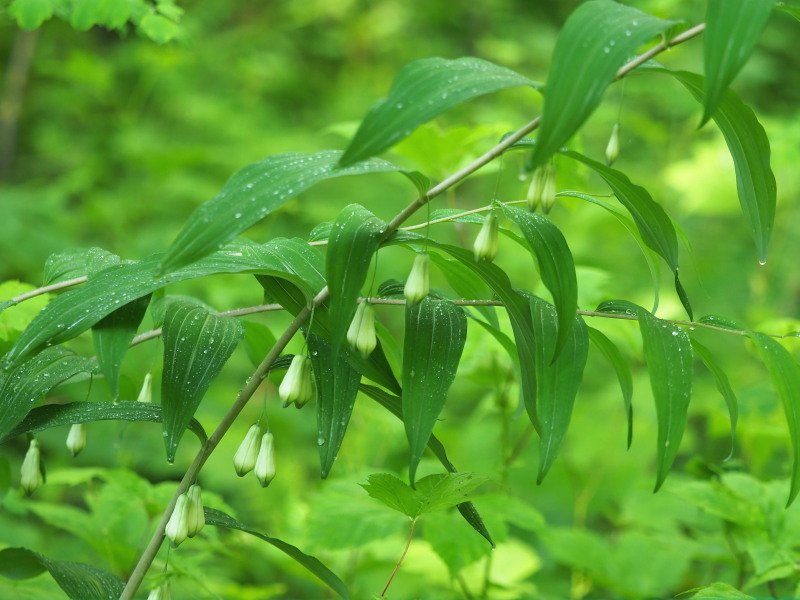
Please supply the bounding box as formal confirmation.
[8,0,55,29]
[360,472,486,518]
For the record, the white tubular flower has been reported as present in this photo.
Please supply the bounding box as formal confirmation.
[165,494,190,548]
[186,484,205,538]
[540,162,557,214]
[279,355,314,409]
[526,165,547,212]
[605,122,620,166]
[136,372,153,403]
[147,582,171,600]
[233,424,261,476]
[20,439,42,496]
[473,212,499,262]
[254,432,276,488]
[346,301,377,358]
[403,253,430,304]
[66,423,86,457]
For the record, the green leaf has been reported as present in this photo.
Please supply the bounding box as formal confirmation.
[776,2,800,21]
[0,547,123,600]
[504,206,578,360]
[160,151,414,273]
[528,0,678,169]
[749,333,800,505]
[161,301,243,461]
[403,297,467,485]
[637,307,693,491]
[687,582,753,599]
[340,57,537,167]
[360,472,487,518]
[204,508,350,600]
[423,511,491,576]
[588,326,634,448]
[305,332,362,479]
[667,70,776,263]
[0,347,95,441]
[0,401,207,446]
[43,248,94,284]
[562,150,692,319]
[8,0,55,29]
[326,204,386,358]
[530,297,589,482]
[702,0,774,126]
[690,339,738,461]
[5,239,314,368]
[242,321,277,369]
[138,13,179,43]
[92,294,151,399]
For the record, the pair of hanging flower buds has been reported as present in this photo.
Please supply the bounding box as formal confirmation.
[233,424,276,486]
[164,484,205,547]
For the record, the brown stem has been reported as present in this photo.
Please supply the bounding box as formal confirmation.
[380,518,417,598]
[0,29,39,179]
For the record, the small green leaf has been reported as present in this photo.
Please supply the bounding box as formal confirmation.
[0,347,95,441]
[160,151,414,273]
[403,297,467,485]
[702,0,774,126]
[0,547,123,600]
[326,204,386,358]
[92,294,151,398]
[638,308,693,491]
[691,339,738,461]
[340,57,537,166]
[562,151,692,318]
[8,0,55,29]
[360,473,423,517]
[530,297,589,482]
[528,0,678,169]
[203,508,350,600]
[504,206,578,360]
[749,333,800,506]
[306,333,362,479]
[138,13,179,43]
[588,326,634,448]
[43,248,94,284]
[161,301,243,461]
[687,582,753,599]
[0,401,207,446]
[361,472,487,518]
[697,314,746,331]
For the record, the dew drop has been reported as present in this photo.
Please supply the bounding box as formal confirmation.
[234,212,242,219]
[317,436,326,446]
[758,259,767,266]
[603,47,610,54]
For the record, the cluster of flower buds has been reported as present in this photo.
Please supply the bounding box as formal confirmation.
[137,372,153,403]
[279,355,314,408]
[147,582,171,600]
[66,423,86,457]
[254,432,276,487]
[473,212,499,262]
[164,484,205,547]
[526,162,556,214]
[20,439,42,496]
[347,301,377,358]
[233,423,261,476]
[605,122,620,166]
[404,253,430,304]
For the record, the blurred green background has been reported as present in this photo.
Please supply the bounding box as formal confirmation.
[2,0,800,598]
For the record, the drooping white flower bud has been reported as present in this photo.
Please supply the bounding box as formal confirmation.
[165,493,190,548]
[526,162,556,213]
[147,582,171,600]
[279,355,314,409]
[233,424,261,476]
[346,301,377,358]
[137,372,153,403]
[540,162,557,214]
[20,439,42,496]
[186,484,205,538]
[473,212,499,262]
[404,253,429,304]
[254,432,276,488]
[66,423,86,457]
[605,122,620,166]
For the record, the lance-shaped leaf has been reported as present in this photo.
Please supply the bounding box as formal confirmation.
[505,206,578,361]
[701,0,774,126]
[667,70,776,264]
[749,333,800,506]
[361,472,487,518]
[326,204,386,358]
[0,401,207,445]
[306,332,362,479]
[203,508,350,600]
[0,547,124,600]
[160,151,416,273]
[161,301,243,461]
[92,294,150,399]
[528,0,678,170]
[340,57,537,167]
[588,326,634,448]
[5,238,316,368]
[403,297,467,485]
[562,150,693,319]
[530,297,589,482]
[691,339,738,461]
[0,347,95,441]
